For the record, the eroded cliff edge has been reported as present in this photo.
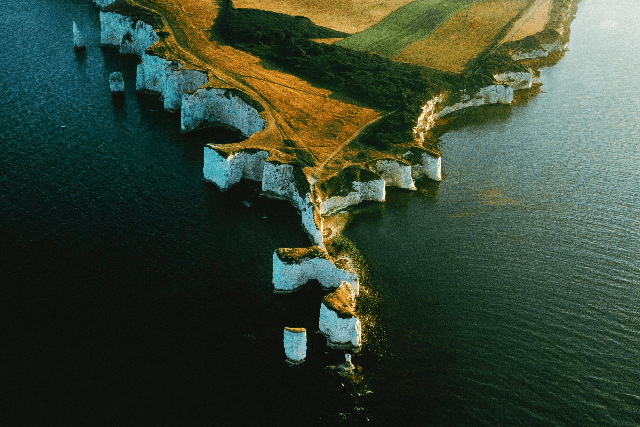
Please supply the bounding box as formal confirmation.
[90,0,579,363]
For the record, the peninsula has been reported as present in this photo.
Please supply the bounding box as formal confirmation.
[91,0,578,362]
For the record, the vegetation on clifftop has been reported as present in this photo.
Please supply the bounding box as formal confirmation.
[104,0,164,29]
[217,6,469,149]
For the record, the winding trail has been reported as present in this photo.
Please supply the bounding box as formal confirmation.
[130,0,380,172]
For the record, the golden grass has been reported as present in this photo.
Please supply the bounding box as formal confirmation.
[393,0,533,72]
[231,0,416,34]
[133,0,379,177]
[501,0,553,43]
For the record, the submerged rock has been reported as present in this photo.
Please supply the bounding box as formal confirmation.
[109,72,124,94]
[319,282,361,351]
[283,327,307,365]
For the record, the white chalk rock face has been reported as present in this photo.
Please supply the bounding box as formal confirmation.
[273,247,359,295]
[73,21,85,50]
[403,148,442,182]
[136,55,209,111]
[136,53,180,94]
[99,12,158,56]
[511,40,566,61]
[437,85,513,118]
[203,147,269,190]
[319,283,361,351]
[493,71,533,90]
[283,327,307,365]
[373,159,416,190]
[109,72,124,93]
[262,161,323,247]
[181,88,266,137]
[316,167,385,216]
[92,0,117,7]
[164,69,208,111]
[413,95,442,143]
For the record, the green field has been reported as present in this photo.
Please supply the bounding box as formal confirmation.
[336,0,477,58]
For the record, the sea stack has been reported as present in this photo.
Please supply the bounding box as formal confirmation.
[73,21,85,51]
[109,72,124,94]
[318,282,362,351]
[283,327,307,365]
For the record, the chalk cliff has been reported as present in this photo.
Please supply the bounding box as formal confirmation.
[202,148,324,246]
[319,283,361,351]
[272,247,359,295]
[511,39,567,61]
[437,85,513,118]
[316,166,386,216]
[73,21,85,50]
[283,327,307,365]
[181,88,266,136]
[372,159,416,190]
[92,0,117,7]
[262,160,324,247]
[136,53,180,95]
[402,147,442,182]
[412,95,443,144]
[100,11,158,56]
[203,147,269,190]
[493,71,534,90]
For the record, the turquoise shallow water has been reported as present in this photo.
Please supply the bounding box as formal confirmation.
[2,0,639,424]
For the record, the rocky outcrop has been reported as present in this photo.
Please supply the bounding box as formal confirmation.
[136,54,209,111]
[437,85,513,118]
[319,283,361,351]
[92,0,117,7]
[73,21,85,50]
[181,88,266,136]
[262,160,324,247]
[493,71,533,90]
[413,95,442,143]
[164,69,209,111]
[272,247,359,295]
[316,166,385,216]
[203,147,269,190]
[202,150,323,246]
[372,159,416,190]
[136,53,180,95]
[283,327,307,365]
[109,72,124,93]
[511,39,567,61]
[402,148,442,182]
[99,11,158,56]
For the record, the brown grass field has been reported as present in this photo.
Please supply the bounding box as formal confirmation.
[393,0,535,72]
[132,0,380,181]
[501,0,553,43]
[230,0,416,34]
[125,0,560,181]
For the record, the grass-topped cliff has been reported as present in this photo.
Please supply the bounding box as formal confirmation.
[103,0,576,178]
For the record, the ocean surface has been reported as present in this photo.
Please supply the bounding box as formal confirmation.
[2,0,639,424]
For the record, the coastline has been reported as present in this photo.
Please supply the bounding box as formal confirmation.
[87,0,579,362]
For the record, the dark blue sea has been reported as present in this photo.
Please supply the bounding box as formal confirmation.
[2,0,639,424]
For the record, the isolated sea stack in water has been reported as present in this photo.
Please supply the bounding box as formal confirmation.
[283,327,307,365]
[109,72,124,95]
[72,21,85,51]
